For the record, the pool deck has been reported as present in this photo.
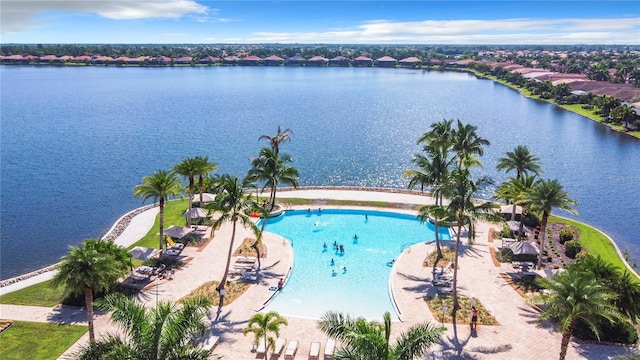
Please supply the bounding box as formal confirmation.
[0,189,634,359]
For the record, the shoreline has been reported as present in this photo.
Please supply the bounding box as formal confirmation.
[1,186,637,289]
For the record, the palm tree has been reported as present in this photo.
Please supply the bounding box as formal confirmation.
[194,155,218,205]
[496,145,542,180]
[318,311,444,360]
[207,175,260,307]
[451,120,490,169]
[418,204,450,260]
[173,157,200,228]
[243,311,288,359]
[134,170,182,249]
[259,126,292,155]
[528,179,578,269]
[246,147,299,211]
[75,293,216,360]
[417,119,454,150]
[495,174,540,230]
[51,238,131,343]
[442,169,503,311]
[538,268,621,360]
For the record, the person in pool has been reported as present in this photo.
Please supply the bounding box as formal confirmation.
[332,270,337,276]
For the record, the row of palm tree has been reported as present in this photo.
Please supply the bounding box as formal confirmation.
[243,310,445,360]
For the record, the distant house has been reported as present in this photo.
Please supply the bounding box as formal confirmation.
[151,56,171,66]
[91,55,113,64]
[399,57,422,68]
[353,55,373,67]
[1,54,29,64]
[39,55,59,63]
[329,56,349,67]
[306,56,328,66]
[223,56,240,65]
[199,56,221,64]
[263,55,284,66]
[174,56,193,65]
[242,55,262,66]
[374,56,397,67]
[72,55,92,63]
[286,55,305,66]
[429,59,442,66]
[453,59,476,67]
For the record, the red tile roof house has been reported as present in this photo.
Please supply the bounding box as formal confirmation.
[306,56,329,66]
[39,55,59,63]
[91,55,113,64]
[329,56,350,67]
[174,56,193,65]
[399,57,422,68]
[72,55,92,63]
[223,56,240,65]
[242,55,262,66]
[353,55,373,67]
[1,54,28,64]
[263,55,284,66]
[375,56,398,67]
[286,55,305,66]
[199,56,221,65]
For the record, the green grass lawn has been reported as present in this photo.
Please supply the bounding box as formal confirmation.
[131,199,190,249]
[0,280,66,307]
[550,215,639,280]
[0,320,87,360]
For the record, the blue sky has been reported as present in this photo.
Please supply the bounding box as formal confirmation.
[2,1,639,44]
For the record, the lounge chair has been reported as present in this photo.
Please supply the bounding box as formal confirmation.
[309,341,321,359]
[256,338,266,356]
[324,338,336,358]
[284,340,298,359]
[273,338,287,355]
[202,336,219,351]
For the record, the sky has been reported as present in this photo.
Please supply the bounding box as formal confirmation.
[1,1,639,45]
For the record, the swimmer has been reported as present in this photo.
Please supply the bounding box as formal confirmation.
[365,214,368,220]
[332,270,337,276]
[318,207,322,212]
[343,266,347,272]
[307,208,311,213]
[339,245,344,253]
[323,242,328,249]
[331,259,335,266]
[354,234,359,239]
[333,241,338,249]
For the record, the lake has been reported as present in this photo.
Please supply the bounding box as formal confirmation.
[1,65,639,280]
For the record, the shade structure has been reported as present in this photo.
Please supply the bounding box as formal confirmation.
[182,207,208,219]
[192,193,216,203]
[500,204,523,215]
[509,241,540,255]
[164,225,193,239]
[129,246,159,260]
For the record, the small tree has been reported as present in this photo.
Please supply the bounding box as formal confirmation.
[243,311,288,359]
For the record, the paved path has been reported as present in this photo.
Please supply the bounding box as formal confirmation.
[0,189,635,359]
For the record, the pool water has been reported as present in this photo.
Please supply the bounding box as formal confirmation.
[262,209,450,320]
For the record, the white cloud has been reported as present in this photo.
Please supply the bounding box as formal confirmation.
[246,18,640,44]
[1,0,209,34]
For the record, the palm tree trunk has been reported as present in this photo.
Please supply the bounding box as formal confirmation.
[186,178,194,228]
[85,286,95,343]
[517,215,525,240]
[253,218,267,271]
[452,222,462,312]
[270,185,277,210]
[511,203,517,221]
[198,176,204,204]
[159,199,165,250]
[434,220,442,260]
[218,221,237,308]
[558,321,574,360]
[536,211,549,269]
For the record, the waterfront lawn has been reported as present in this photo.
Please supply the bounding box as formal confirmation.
[131,199,189,249]
[0,320,87,360]
[550,215,638,280]
[0,280,65,307]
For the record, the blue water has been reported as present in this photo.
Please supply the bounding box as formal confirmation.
[262,209,450,320]
[1,66,639,280]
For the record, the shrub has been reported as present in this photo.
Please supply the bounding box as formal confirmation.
[564,240,582,259]
[573,318,639,344]
[522,213,539,228]
[559,228,574,244]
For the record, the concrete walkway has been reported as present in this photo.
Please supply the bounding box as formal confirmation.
[0,189,635,359]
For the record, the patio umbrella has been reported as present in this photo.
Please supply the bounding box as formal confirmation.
[129,246,159,260]
[164,225,193,239]
[500,204,523,215]
[182,207,209,219]
[192,193,216,203]
[509,241,540,255]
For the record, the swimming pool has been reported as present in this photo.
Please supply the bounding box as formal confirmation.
[262,208,450,320]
